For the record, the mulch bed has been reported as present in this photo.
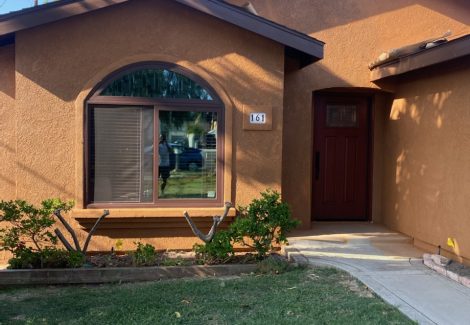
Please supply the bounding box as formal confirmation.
[88,251,259,268]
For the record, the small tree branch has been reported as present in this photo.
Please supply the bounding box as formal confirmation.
[183,202,232,243]
[82,210,109,254]
[54,229,74,252]
[241,239,256,249]
[30,234,42,252]
[54,209,81,252]
[184,212,218,242]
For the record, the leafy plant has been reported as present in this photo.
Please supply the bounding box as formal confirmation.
[132,242,157,266]
[256,255,292,274]
[7,247,85,269]
[0,199,74,255]
[190,190,299,263]
[66,250,86,268]
[7,247,41,269]
[231,189,299,258]
[193,230,234,264]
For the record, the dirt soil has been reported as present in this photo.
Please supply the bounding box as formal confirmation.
[88,251,259,268]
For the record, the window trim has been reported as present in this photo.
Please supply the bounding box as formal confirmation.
[84,62,225,208]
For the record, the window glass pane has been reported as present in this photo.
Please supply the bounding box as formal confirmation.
[90,106,154,203]
[326,105,357,127]
[158,111,217,199]
[100,69,213,100]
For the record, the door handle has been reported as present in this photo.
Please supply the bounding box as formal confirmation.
[315,151,320,180]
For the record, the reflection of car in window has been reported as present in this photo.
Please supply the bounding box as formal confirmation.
[170,144,203,171]
[145,143,203,171]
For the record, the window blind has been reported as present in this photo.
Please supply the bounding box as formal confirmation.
[90,106,144,202]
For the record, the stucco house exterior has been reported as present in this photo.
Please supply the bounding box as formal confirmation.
[0,0,469,264]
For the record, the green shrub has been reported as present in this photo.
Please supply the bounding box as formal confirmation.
[0,199,81,269]
[66,250,86,268]
[7,248,85,269]
[191,190,299,263]
[39,247,70,268]
[7,248,41,269]
[256,255,291,274]
[133,242,157,266]
[193,230,234,264]
[0,199,74,254]
[231,189,299,258]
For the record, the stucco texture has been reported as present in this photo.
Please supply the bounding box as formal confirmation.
[0,45,15,200]
[229,0,470,230]
[2,0,285,254]
[382,62,470,263]
[0,45,15,263]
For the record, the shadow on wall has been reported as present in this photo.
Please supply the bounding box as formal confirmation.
[381,64,470,258]
[227,0,470,35]
[14,0,283,103]
[0,45,14,98]
[0,141,15,186]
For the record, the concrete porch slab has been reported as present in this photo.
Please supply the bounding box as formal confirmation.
[284,222,470,325]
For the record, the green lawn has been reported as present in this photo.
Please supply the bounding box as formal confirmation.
[0,267,413,324]
[159,170,216,199]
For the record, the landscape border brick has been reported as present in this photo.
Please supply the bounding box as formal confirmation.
[0,264,257,286]
[423,253,470,289]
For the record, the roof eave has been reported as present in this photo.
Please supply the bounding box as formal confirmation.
[0,0,128,36]
[371,35,470,81]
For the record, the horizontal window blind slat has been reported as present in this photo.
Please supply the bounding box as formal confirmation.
[91,107,143,202]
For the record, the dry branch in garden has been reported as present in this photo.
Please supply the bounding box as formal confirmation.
[54,209,109,254]
[183,202,232,242]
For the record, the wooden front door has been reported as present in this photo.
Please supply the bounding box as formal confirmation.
[313,95,370,221]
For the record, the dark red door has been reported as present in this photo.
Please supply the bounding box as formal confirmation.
[313,95,369,221]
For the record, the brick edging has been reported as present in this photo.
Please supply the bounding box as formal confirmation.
[423,254,470,288]
[0,264,258,286]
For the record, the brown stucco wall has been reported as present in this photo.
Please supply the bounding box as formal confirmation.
[0,45,15,200]
[2,0,285,255]
[0,44,16,263]
[229,0,469,229]
[382,61,470,263]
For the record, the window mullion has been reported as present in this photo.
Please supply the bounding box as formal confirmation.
[153,105,159,205]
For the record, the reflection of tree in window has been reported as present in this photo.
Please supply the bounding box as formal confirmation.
[101,69,213,100]
[158,111,217,199]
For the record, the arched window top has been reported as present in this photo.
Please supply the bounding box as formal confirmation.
[100,68,213,100]
[93,63,218,102]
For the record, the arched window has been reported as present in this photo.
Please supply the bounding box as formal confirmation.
[86,62,224,207]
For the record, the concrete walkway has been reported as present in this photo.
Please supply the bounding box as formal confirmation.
[284,222,470,325]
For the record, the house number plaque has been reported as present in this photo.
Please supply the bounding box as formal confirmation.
[249,113,266,124]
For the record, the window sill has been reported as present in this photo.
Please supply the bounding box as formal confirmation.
[71,207,236,219]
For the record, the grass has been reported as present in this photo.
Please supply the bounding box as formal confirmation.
[0,267,413,324]
[159,170,216,198]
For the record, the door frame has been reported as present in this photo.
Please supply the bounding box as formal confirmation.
[311,91,374,222]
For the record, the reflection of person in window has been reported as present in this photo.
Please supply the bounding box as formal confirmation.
[159,134,171,194]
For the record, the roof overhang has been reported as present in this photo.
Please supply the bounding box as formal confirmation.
[371,34,470,81]
[0,0,324,68]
